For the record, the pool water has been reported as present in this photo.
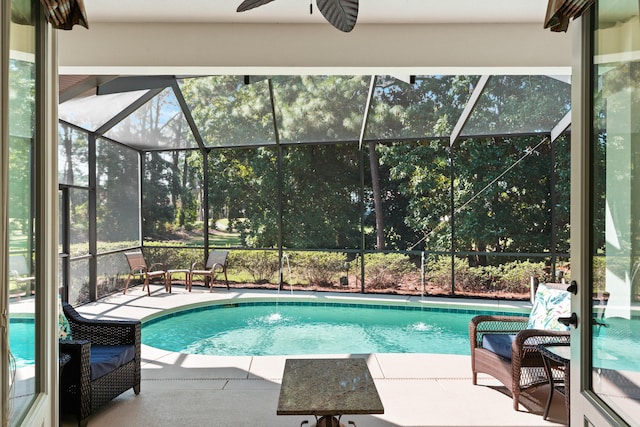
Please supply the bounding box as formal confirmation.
[142,302,506,356]
[9,319,35,369]
[593,317,640,372]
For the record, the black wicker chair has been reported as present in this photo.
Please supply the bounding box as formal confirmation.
[59,302,141,427]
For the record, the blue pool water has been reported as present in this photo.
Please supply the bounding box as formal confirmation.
[9,319,35,369]
[142,301,518,356]
[9,301,639,372]
[593,317,640,372]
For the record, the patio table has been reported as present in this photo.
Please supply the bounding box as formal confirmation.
[166,269,191,293]
[538,343,570,423]
[277,358,384,427]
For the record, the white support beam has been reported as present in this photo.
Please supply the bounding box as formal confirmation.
[551,110,572,141]
[58,22,572,76]
[450,75,490,146]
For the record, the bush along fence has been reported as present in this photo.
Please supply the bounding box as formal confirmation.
[72,246,567,305]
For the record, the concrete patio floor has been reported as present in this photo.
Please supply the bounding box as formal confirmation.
[60,284,568,427]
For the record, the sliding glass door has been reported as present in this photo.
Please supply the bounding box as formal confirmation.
[573,3,640,426]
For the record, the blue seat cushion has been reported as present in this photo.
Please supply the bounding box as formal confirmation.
[482,334,516,360]
[90,345,136,381]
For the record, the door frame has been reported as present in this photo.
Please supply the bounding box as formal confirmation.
[571,7,635,427]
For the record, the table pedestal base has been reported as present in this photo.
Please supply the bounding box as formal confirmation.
[316,416,344,427]
[301,416,353,427]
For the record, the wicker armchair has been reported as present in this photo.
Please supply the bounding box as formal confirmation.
[469,283,571,410]
[59,302,141,427]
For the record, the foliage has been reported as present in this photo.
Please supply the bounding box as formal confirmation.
[8,137,32,237]
[143,151,176,237]
[426,256,546,294]
[281,144,361,249]
[364,253,415,289]
[293,252,346,286]
[143,245,202,270]
[592,256,607,294]
[59,75,574,280]
[496,260,548,293]
[97,140,140,242]
[219,147,280,248]
[427,256,484,290]
[376,140,452,251]
[157,77,570,259]
[231,250,280,283]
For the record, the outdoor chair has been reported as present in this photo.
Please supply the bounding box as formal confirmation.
[123,251,168,296]
[189,250,229,291]
[59,302,141,427]
[9,254,35,296]
[469,282,571,410]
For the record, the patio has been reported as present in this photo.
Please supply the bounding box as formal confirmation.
[55,285,568,426]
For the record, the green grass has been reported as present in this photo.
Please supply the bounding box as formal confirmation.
[211,219,242,246]
[209,230,241,247]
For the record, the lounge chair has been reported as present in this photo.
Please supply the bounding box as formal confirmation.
[189,250,229,291]
[469,282,571,410]
[59,302,141,427]
[123,251,168,296]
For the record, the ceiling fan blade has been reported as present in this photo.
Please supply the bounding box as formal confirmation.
[315,0,358,32]
[237,0,277,12]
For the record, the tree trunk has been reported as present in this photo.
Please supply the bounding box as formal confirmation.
[368,142,385,250]
[171,151,181,225]
[62,126,74,184]
[179,153,189,227]
[476,241,488,266]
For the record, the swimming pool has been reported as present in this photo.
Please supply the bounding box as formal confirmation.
[142,300,523,357]
[9,318,35,369]
[593,317,640,372]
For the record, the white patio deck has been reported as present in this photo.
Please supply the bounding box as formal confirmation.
[58,284,568,427]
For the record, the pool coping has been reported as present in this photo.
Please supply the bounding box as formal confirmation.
[9,286,534,320]
[141,294,531,325]
[73,286,533,323]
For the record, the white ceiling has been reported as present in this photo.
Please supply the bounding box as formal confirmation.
[83,0,550,25]
[60,0,570,76]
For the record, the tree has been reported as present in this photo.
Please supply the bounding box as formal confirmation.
[96,141,140,243]
[165,74,572,262]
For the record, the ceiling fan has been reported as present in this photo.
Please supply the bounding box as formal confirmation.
[237,0,359,32]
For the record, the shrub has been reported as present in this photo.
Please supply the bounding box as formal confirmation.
[426,256,547,296]
[426,256,485,290]
[592,256,606,293]
[293,252,346,286]
[232,250,280,283]
[497,260,547,293]
[143,246,200,270]
[364,253,415,289]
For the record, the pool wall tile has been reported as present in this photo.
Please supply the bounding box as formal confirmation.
[142,300,525,326]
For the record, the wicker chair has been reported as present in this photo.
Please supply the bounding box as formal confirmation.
[189,250,229,291]
[469,283,571,410]
[59,302,141,427]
